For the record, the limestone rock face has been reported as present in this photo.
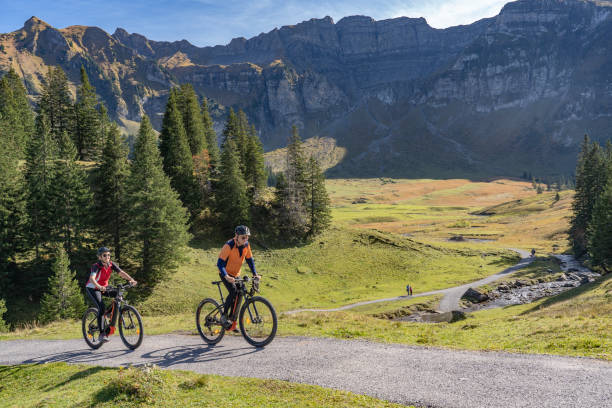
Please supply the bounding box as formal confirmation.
[2,0,612,177]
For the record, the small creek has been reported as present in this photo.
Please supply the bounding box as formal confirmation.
[399,254,600,321]
[462,254,600,312]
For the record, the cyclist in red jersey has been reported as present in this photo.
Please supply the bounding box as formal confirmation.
[85,247,137,342]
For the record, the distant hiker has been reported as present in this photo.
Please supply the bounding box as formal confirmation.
[406,284,413,296]
[531,248,536,257]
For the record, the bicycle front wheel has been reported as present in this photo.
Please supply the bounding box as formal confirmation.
[82,307,103,349]
[118,305,143,350]
[196,298,225,344]
[239,296,277,347]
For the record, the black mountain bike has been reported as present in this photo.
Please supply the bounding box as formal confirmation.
[196,276,277,348]
[82,283,144,350]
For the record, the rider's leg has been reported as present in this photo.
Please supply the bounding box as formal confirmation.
[86,287,106,335]
[220,274,238,317]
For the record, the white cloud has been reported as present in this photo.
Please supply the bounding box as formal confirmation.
[390,0,512,28]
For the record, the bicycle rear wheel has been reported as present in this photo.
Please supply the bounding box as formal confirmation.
[118,305,143,350]
[239,296,277,347]
[82,307,103,349]
[196,298,225,344]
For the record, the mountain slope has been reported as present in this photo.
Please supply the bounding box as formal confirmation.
[1,0,612,178]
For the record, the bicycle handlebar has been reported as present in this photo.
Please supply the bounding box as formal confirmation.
[104,282,136,292]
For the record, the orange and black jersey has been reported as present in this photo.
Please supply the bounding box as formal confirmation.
[217,238,256,277]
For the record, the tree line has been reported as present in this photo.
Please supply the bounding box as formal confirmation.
[569,135,612,272]
[0,66,330,329]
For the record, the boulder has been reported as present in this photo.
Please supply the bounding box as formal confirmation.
[421,310,466,323]
[461,288,489,303]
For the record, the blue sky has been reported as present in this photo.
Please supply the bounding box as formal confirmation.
[0,0,512,47]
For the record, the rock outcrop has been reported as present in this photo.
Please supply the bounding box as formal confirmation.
[2,0,612,178]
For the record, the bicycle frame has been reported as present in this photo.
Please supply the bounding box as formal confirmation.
[102,285,130,336]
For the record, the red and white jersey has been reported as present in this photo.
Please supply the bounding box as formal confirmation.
[86,261,121,289]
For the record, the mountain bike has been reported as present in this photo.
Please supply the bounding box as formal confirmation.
[196,275,277,348]
[82,283,144,350]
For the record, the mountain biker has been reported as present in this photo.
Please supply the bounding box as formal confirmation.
[217,225,260,329]
[85,247,137,342]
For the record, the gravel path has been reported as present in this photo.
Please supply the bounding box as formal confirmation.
[1,334,610,408]
[285,249,533,315]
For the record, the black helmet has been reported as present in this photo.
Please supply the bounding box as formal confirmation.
[97,247,111,256]
[235,225,251,236]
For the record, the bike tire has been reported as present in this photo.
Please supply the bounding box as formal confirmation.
[196,298,225,345]
[239,296,277,348]
[118,305,144,350]
[82,307,104,349]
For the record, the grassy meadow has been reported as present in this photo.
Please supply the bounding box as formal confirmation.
[0,363,410,408]
[3,178,610,362]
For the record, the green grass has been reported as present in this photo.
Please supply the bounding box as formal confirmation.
[278,272,612,359]
[131,226,517,316]
[0,363,411,407]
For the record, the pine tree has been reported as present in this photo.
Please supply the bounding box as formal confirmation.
[49,132,92,256]
[0,298,8,332]
[217,136,249,232]
[569,136,608,256]
[126,115,190,287]
[38,67,74,148]
[588,179,612,272]
[305,156,331,237]
[244,124,266,201]
[74,66,101,160]
[0,68,35,158]
[92,122,130,262]
[38,246,86,323]
[25,113,57,259]
[0,126,28,296]
[283,125,308,238]
[177,84,207,156]
[159,89,199,214]
[236,110,250,171]
[201,97,220,171]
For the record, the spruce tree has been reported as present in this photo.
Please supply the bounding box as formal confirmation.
[92,122,130,262]
[38,246,86,323]
[177,84,207,156]
[74,66,102,160]
[159,89,199,214]
[244,124,266,201]
[25,113,57,258]
[236,110,250,171]
[217,136,249,232]
[569,136,608,256]
[38,67,74,147]
[0,298,8,332]
[127,115,190,287]
[0,68,35,158]
[283,125,308,238]
[305,156,331,237]
[588,179,612,271]
[49,132,92,255]
[0,127,28,296]
[202,97,220,171]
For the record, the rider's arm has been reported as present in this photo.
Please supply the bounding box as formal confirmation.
[89,265,105,291]
[245,245,258,277]
[112,263,137,285]
[217,257,229,277]
[217,244,231,278]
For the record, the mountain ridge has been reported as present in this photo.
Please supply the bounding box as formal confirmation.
[2,0,612,178]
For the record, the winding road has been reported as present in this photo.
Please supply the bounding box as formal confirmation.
[2,250,610,407]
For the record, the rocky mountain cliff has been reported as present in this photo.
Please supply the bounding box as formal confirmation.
[1,0,611,178]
